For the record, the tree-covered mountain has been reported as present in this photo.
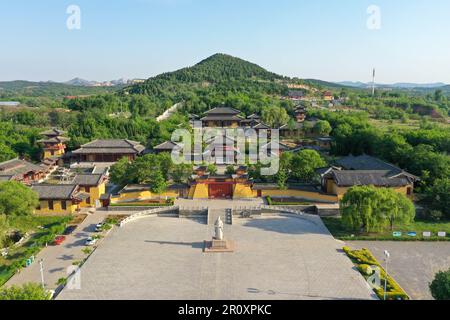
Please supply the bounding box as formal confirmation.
[124,53,287,97]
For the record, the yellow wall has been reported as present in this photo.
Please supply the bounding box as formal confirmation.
[43,147,65,159]
[328,181,413,200]
[112,187,180,203]
[190,183,209,199]
[79,182,106,207]
[261,189,338,203]
[35,200,78,215]
[233,183,256,199]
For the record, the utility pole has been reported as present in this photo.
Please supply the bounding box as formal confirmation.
[383,250,390,301]
[39,259,45,290]
[372,68,376,97]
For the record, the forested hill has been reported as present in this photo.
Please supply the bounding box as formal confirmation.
[124,53,287,96]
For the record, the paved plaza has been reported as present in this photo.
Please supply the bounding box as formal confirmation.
[58,214,376,300]
[346,241,450,300]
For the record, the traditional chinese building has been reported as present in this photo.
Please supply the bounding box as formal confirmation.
[188,166,254,199]
[317,155,418,199]
[0,158,46,185]
[32,184,88,215]
[38,128,69,159]
[71,139,145,163]
[200,107,243,128]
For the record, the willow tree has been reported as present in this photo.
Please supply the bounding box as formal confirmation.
[340,186,415,233]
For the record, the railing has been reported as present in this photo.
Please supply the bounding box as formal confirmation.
[260,204,305,215]
[119,206,179,227]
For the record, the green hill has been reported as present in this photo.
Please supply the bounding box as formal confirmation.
[124,53,286,96]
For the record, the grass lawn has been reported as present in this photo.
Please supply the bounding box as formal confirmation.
[0,215,72,286]
[322,217,450,241]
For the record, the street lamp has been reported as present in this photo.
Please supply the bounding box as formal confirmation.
[383,250,390,301]
[39,259,45,290]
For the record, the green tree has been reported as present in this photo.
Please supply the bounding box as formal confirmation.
[150,171,168,194]
[261,106,289,128]
[290,149,326,182]
[0,181,39,216]
[429,268,450,300]
[423,178,450,219]
[225,165,235,175]
[207,164,218,175]
[109,157,130,186]
[171,164,192,183]
[313,120,332,136]
[341,186,415,233]
[0,283,51,300]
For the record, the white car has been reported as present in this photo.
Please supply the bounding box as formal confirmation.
[85,237,97,246]
[95,223,104,232]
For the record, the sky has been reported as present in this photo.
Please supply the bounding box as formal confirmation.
[0,0,449,83]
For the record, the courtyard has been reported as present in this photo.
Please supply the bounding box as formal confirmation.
[57,214,376,300]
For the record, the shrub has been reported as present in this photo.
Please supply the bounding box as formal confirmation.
[358,264,373,276]
[429,268,450,300]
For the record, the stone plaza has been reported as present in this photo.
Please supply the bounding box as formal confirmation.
[57,213,376,300]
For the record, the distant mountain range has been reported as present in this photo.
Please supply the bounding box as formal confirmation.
[64,77,143,87]
[337,81,449,89]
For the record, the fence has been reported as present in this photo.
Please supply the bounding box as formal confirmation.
[119,206,179,227]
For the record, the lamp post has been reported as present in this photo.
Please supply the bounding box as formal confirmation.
[383,250,390,301]
[39,259,45,290]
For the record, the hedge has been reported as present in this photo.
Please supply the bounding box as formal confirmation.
[343,246,409,300]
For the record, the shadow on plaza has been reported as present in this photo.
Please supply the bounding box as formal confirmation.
[242,217,327,236]
[144,240,204,249]
[246,288,368,300]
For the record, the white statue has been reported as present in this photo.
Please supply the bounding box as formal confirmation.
[214,217,224,240]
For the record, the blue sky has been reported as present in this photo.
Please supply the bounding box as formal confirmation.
[0,0,449,83]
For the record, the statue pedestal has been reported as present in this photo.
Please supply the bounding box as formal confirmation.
[203,239,235,253]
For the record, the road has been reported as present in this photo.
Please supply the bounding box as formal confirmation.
[5,210,136,290]
[156,102,183,122]
[346,241,450,300]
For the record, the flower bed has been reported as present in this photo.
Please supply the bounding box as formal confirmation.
[343,246,409,300]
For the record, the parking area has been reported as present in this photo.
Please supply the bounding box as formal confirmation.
[346,241,450,300]
[58,214,376,300]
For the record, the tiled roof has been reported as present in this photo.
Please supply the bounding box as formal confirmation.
[40,128,66,136]
[328,170,411,187]
[72,139,145,154]
[0,158,44,176]
[335,155,407,177]
[32,184,78,200]
[204,107,241,115]
[71,174,105,186]
[153,141,179,151]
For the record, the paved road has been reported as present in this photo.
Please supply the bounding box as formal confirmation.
[156,102,183,122]
[346,241,450,300]
[5,210,138,290]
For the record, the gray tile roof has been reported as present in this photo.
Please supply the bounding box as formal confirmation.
[72,139,145,154]
[71,174,105,186]
[153,141,179,151]
[32,184,78,200]
[204,107,241,115]
[40,128,66,136]
[329,170,411,187]
[0,158,44,176]
[334,155,417,179]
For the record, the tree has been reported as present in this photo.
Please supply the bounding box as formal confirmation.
[225,165,235,175]
[109,157,130,186]
[423,178,450,219]
[340,186,415,233]
[290,149,326,182]
[429,268,450,300]
[207,164,217,175]
[150,171,168,194]
[261,106,289,128]
[171,164,192,183]
[0,283,51,300]
[0,181,39,217]
[313,120,332,136]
